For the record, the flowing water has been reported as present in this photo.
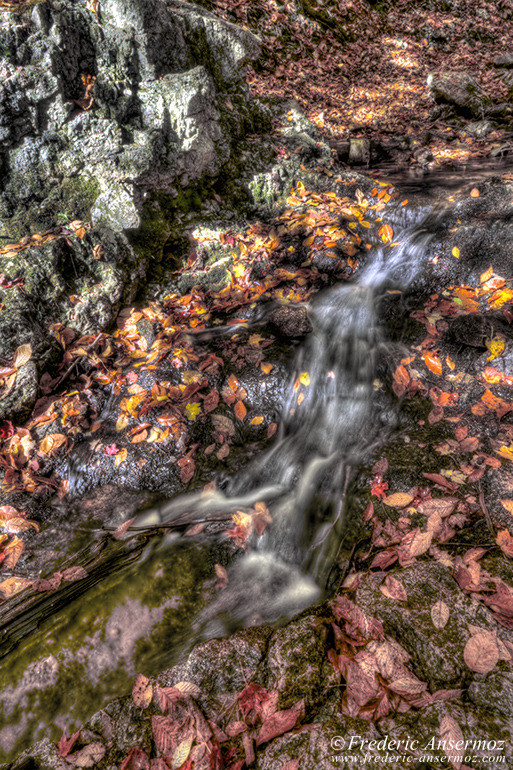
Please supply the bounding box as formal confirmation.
[130,205,445,634]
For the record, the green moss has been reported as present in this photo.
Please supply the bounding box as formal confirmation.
[5,176,101,241]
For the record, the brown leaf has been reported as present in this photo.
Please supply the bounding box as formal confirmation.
[13,343,32,369]
[67,742,105,767]
[0,576,32,598]
[215,563,229,589]
[203,389,219,413]
[463,632,499,674]
[173,680,201,698]
[380,575,407,602]
[431,600,450,629]
[132,674,153,709]
[62,566,88,582]
[152,715,177,755]
[120,746,150,770]
[417,498,457,518]
[383,492,413,508]
[439,715,464,769]
[57,730,81,758]
[496,529,513,558]
[234,400,247,421]
[256,700,305,746]
[407,530,433,557]
[2,536,23,569]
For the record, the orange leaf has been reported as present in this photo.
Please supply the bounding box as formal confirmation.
[234,401,247,421]
[228,374,239,391]
[378,224,393,243]
[470,187,480,198]
[422,351,442,375]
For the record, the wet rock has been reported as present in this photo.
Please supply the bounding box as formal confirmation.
[355,561,512,691]
[427,71,488,118]
[0,0,261,240]
[268,305,312,338]
[0,227,141,421]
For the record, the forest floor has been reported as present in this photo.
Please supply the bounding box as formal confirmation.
[202,0,513,165]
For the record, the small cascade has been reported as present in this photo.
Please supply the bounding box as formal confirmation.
[130,206,442,630]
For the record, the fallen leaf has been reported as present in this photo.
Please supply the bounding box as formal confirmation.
[132,674,153,709]
[13,343,32,369]
[463,632,499,674]
[422,351,442,375]
[0,576,32,598]
[234,400,247,421]
[431,600,450,629]
[380,575,407,602]
[67,742,106,767]
[496,530,513,558]
[62,566,88,582]
[439,715,464,770]
[383,492,413,508]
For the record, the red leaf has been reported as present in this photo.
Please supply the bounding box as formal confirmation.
[120,746,151,770]
[57,730,81,758]
[256,700,305,746]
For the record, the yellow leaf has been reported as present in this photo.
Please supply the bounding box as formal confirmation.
[250,416,264,425]
[261,362,273,374]
[497,445,513,461]
[116,413,129,432]
[486,335,506,361]
[480,266,494,284]
[299,372,310,386]
[114,448,128,468]
[452,247,460,259]
[185,402,201,420]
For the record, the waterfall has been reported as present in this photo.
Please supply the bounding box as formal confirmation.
[129,207,441,632]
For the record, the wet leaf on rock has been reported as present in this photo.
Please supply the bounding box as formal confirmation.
[431,600,450,629]
[439,716,464,770]
[496,530,513,558]
[463,632,499,674]
[380,575,407,602]
[66,741,106,767]
[13,343,32,369]
[0,576,32,598]
[132,674,153,709]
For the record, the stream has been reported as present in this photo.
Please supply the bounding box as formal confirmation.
[1,162,511,763]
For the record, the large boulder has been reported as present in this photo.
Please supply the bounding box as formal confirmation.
[427,70,488,118]
[0,0,261,238]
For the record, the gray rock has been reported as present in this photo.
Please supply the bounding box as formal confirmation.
[0,227,142,421]
[0,0,261,240]
[464,119,494,138]
[427,70,487,118]
[493,53,513,68]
